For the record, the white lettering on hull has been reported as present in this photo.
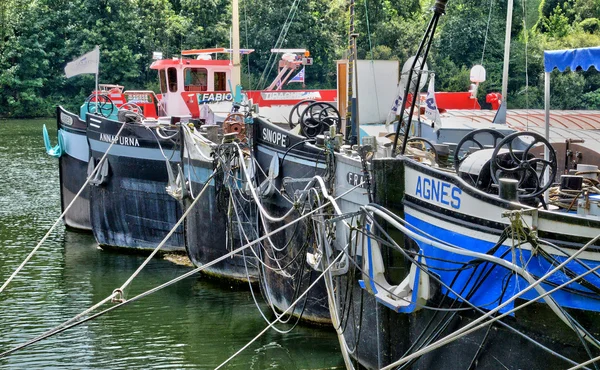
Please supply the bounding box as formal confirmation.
[99,133,140,147]
[260,91,322,100]
[262,127,288,147]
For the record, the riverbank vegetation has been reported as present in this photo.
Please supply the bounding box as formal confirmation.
[0,0,599,118]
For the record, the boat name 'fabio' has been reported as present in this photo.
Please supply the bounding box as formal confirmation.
[99,133,140,147]
[415,175,461,209]
[262,127,288,147]
[197,92,233,103]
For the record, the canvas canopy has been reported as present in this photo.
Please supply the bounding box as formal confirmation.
[544,46,600,73]
[543,46,600,201]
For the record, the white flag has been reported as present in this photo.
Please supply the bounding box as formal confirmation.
[64,46,100,78]
[386,79,407,128]
[424,75,442,130]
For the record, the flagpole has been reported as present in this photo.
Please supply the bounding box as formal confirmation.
[303,66,306,89]
[95,46,99,114]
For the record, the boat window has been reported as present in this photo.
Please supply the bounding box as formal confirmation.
[159,69,167,94]
[214,72,227,91]
[167,67,178,92]
[184,68,208,92]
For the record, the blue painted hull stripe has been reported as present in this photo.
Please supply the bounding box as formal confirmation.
[405,212,600,313]
[61,129,89,162]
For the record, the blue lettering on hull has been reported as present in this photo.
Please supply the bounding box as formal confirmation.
[415,175,462,209]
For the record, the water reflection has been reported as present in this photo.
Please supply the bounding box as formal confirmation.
[0,120,343,369]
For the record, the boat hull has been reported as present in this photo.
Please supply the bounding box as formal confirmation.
[183,153,258,283]
[57,106,91,231]
[86,116,184,252]
[253,117,331,324]
[338,157,600,368]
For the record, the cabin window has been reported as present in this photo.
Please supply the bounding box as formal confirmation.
[167,67,178,92]
[184,68,208,92]
[214,72,227,91]
[159,69,167,94]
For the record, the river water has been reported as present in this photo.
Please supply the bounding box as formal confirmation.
[0,119,343,369]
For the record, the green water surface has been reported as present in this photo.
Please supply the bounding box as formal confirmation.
[0,119,344,369]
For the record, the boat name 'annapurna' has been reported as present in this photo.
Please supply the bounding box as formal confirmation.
[99,133,140,147]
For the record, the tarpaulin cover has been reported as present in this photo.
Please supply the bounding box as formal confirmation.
[544,47,600,72]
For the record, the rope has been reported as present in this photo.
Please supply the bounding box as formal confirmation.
[117,167,218,294]
[214,243,347,370]
[0,121,128,295]
[0,186,340,359]
[363,0,381,121]
[255,0,302,90]
[243,0,252,90]
[480,0,494,66]
[353,211,584,367]
[380,230,600,369]
[522,0,530,130]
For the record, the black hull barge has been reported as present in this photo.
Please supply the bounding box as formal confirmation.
[56,106,92,231]
[181,126,258,283]
[86,115,184,252]
[252,116,332,325]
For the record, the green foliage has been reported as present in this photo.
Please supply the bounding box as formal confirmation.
[1,0,600,118]
[542,6,571,37]
[580,18,600,33]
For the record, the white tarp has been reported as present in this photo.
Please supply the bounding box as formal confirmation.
[64,46,100,78]
[356,60,399,124]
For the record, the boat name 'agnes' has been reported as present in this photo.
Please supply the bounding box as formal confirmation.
[99,133,140,147]
[415,175,461,209]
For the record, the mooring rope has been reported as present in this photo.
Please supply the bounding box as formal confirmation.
[380,230,600,369]
[348,210,586,367]
[383,254,600,369]
[116,167,218,297]
[214,243,347,370]
[0,187,340,358]
[1,166,219,355]
[0,121,128,295]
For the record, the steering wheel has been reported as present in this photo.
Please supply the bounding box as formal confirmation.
[86,94,114,118]
[288,99,315,129]
[454,128,506,173]
[490,131,557,200]
[299,102,341,139]
[406,137,439,166]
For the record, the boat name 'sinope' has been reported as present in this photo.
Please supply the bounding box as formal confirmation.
[262,128,288,148]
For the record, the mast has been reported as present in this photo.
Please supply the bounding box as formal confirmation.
[232,0,241,88]
[345,0,357,145]
[501,0,514,104]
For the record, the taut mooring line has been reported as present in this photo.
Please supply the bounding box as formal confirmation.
[214,244,348,370]
[377,222,600,370]
[0,191,337,358]
[0,121,128,294]
[0,167,218,355]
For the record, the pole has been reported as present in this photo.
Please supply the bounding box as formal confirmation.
[232,0,241,88]
[544,71,550,203]
[95,45,99,114]
[345,0,356,144]
[352,33,360,145]
[501,0,514,104]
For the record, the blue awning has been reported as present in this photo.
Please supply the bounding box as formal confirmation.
[544,47,600,72]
